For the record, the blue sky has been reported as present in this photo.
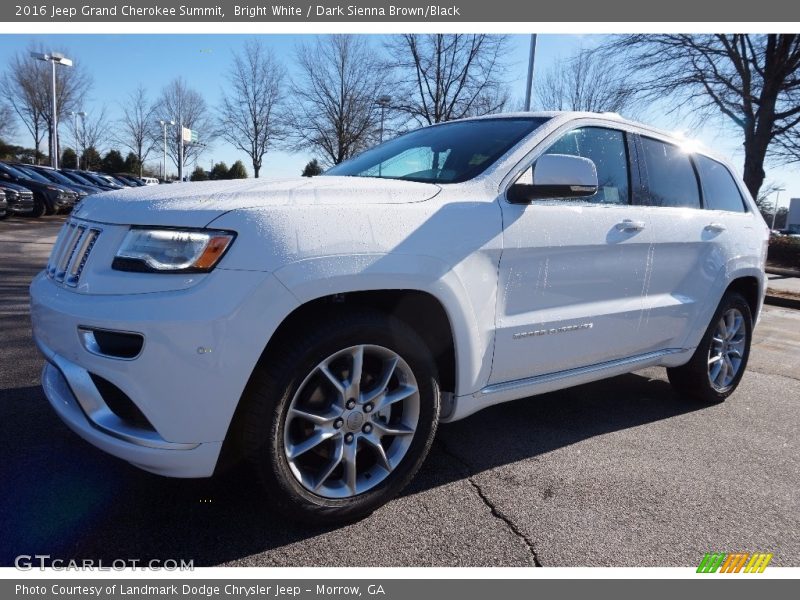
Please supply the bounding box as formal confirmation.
[0,34,797,210]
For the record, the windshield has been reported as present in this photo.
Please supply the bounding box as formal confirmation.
[326,117,550,183]
[64,171,95,186]
[34,168,76,186]
[82,172,110,186]
[15,166,52,184]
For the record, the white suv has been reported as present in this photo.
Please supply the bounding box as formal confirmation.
[30,112,768,522]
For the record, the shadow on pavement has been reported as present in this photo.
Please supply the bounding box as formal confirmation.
[0,370,705,566]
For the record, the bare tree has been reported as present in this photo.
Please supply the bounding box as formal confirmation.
[1,51,47,161]
[115,86,156,176]
[287,35,387,166]
[153,78,214,176]
[71,106,111,167]
[388,34,510,125]
[607,34,800,199]
[218,40,285,178]
[535,49,638,114]
[1,45,91,165]
[0,102,16,141]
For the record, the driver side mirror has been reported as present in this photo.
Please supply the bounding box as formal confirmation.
[508,153,598,204]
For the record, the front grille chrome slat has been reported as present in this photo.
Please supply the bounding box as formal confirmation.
[54,224,83,281]
[66,229,99,286]
[47,220,102,287]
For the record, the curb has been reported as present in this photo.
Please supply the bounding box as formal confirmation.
[766,266,800,277]
[765,294,800,310]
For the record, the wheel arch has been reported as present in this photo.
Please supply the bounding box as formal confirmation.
[216,275,489,474]
[679,266,765,354]
[725,275,762,321]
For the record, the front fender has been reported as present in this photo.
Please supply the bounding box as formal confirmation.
[272,252,499,397]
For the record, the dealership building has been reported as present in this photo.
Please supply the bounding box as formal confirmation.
[789,198,800,233]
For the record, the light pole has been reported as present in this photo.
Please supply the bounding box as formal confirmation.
[31,52,73,169]
[159,119,175,181]
[771,187,786,231]
[71,111,86,169]
[376,95,391,143]
[524,34,538,112]
[375,95,392,178]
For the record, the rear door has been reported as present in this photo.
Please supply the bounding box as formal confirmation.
[631,135,729,351]
[491,125,655,384]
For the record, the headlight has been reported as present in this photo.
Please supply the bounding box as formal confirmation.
[112,228,235,273]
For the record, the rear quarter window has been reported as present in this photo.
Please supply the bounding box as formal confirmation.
[639,136,701,209]
[695,155,747,213]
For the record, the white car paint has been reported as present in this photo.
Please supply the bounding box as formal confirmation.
[30,112,768,478]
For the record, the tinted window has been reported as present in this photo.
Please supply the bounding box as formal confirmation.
[695,155,746,213]
[326,117,549,184]
[542,127,629,204]
[640,137,701,208]
[15,166,50,184]
[0,163,33,180]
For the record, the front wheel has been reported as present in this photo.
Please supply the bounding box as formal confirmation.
[240,310,440,523]
[29,194,47,218]
[667,292,753,403]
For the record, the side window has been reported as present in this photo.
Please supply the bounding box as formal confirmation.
[539,127,630,205]
[639,137,701,208]
[695,155,746,213]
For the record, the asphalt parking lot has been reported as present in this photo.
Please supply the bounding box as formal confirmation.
[1,215,798,567]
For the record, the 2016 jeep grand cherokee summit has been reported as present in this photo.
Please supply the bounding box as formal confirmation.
[31,112,769,522]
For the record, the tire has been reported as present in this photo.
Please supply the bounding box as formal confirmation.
[239,309,440,524]
[667,291,753,403]
[29,194,47,218]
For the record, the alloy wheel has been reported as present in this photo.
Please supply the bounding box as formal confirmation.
[283,344,420,499]
[707,308,747,390]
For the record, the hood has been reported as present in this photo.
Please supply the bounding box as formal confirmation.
[72,176,442,227]
[0,181,34,193]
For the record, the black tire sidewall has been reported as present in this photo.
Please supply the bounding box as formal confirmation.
[244,311,440,522]
[671,292,753,402]
[29,194,47,218]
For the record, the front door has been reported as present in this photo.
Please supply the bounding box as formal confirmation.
[490,126,655,384]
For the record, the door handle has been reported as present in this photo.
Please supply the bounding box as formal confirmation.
[615,219,646,232]
[705,222,727,232]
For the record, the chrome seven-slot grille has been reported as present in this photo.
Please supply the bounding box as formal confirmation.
[47,221,101,287]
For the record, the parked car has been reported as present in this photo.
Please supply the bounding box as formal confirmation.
[140,177,160,186]
[0,162,77,216]
[30,112,769,523]
[22,164,103,196]
[111,173,144,187]
[112,173,146,187]
[0,188,6,219]
[62,169,120,192]
[92,172,129,189]
[10,163,89,207]
[60,169,105,189]
[0,181,36,216]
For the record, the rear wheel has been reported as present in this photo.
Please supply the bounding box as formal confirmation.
[667,292,752,403]
[240,310,440,523]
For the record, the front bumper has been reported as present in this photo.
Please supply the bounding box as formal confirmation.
[8,194,35,214]
[40,351,221,477]
[30,268,299,477]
